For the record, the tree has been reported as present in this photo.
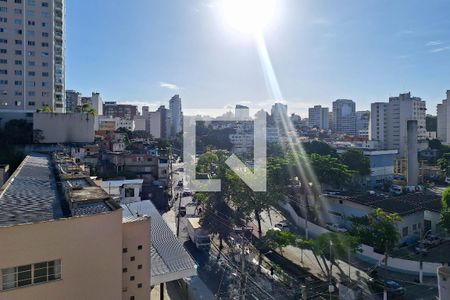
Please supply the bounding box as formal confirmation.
[309,154,354,188]
[311,232,361,278]
[340,149,371,176]
[438,153,450,175]
[350,209,401,269]
[440,188,450,233]
[260,229,303,254]
[302,141,337,157]
[81,103,96,116]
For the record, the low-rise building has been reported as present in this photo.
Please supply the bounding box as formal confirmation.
[0,153,148,300]
[99,179,144,204]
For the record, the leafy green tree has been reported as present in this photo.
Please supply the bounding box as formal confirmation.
[302,141,337,157]
[340,149,371,176]
[261,229,304,254]
[438,153,450,175]
[440,188,450,233]
[81,103,96,116]
[309,154,354,188]
[350,208,401,268]
[311,232,361,278]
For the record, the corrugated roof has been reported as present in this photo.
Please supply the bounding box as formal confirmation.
[0,154,63,227]
[122,200,197,285]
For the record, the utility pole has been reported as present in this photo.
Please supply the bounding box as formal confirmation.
[176,192,181,237]
[239,233,247,300]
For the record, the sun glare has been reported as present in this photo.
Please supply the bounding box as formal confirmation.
[222,0,277,33]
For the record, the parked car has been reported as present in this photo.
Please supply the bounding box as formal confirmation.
[326,223,348,233]
[368,277,406,298]
[423,235,443,246]
[274,221,290,232]
[390,185,403,196]
[177,180,183,187]
[182,188,193,197]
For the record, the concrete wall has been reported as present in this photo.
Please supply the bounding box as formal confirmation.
[33,113,95,143]
[280,202,442,276]
[0,210,123,300]
[122,217,151,300]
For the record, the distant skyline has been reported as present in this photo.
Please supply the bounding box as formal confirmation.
[66,0,450,117]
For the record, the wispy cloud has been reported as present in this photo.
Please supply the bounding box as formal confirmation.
[425,40,443,47]
[159,82,180,90]
[311,17,331,26]
[430,46,450,53]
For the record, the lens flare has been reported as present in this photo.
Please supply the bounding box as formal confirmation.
[222,0,277,33]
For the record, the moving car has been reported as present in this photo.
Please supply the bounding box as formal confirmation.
[187,217,211,251]
[368,277,406,298]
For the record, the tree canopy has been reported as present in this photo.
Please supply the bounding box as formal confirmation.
[440,187,450,234]
[340,149,371,176]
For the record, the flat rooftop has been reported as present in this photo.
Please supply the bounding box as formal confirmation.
[0,153,120,228]
[324,192,441,216]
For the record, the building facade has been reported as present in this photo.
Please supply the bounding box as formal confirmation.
[169,94,182,137]
[332,99,356,135]
[356,110,370,137]
[235,104,250,119]
[0,0,65,112]
[308,105,329,129]
[104,102,138,120]
[370,92,427,157]
[65,90,81,113]
[437,90,450,145]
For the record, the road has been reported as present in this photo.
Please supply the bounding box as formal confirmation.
[257,209,439,299]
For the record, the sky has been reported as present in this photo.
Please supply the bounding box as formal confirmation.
[66,0,450,117]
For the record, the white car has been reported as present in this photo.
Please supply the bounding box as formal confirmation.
[326,223,348,233]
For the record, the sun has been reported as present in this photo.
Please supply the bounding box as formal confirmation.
[222,0,277,34]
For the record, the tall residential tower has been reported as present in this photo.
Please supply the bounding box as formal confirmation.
[0,0,65,112]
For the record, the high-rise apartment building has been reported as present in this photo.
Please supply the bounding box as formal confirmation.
[65,89,81,113]
[356,110,370,137]
[308,105,329,129]
[271,102,288,124]
[104,102,137,120]
[370,92,427,156]
[332,99,356,135]
[169,94,182,137]
[437,90,450,145]
[235,104,250,119]
[0,0,65,112]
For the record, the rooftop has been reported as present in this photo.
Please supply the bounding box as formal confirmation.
[324,192,441,216]
[122,200,197,285]
[0,153,120,228]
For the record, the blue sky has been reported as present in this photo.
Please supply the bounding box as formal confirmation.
[66,0,450,117]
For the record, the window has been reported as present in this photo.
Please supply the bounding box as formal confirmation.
[15,91,22,96]
[402,227,408,237]
[15,40,22,45]
[14,70,22,75]
[14,81,22,86]
[130,276,135,281]
[0,59,6,64]
[130,297,135,300]
[42,32,49,37]
[138,283,142,288]
[123,248,128,253]
[0,80,7,85]
[15,50,22,55]
[42,2,48,7]
[138,245,143,250]
[41,42,48,47]
[0,7,7,13]
[28,101,35,106]
[122,268,127,273]
[130,256,135,262]
[0,49,5,54]
[1,260,61,291]
[0,39,7,44]
[0,69,6,75]
[15,101,22,106]
[0,17,7,23]
[15,60,22,65]
[125,188,135,198]
[42,72,49,77]
[137,265,142,270]
[28,41,35,46]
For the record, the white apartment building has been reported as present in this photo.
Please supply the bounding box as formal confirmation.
[0,0,65,112]
[437,90,450,145]
[235,104,250,119]
[370,92,427,157]
[308,105,329,129]
[271,102,288,125]
[65,89,81,113]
